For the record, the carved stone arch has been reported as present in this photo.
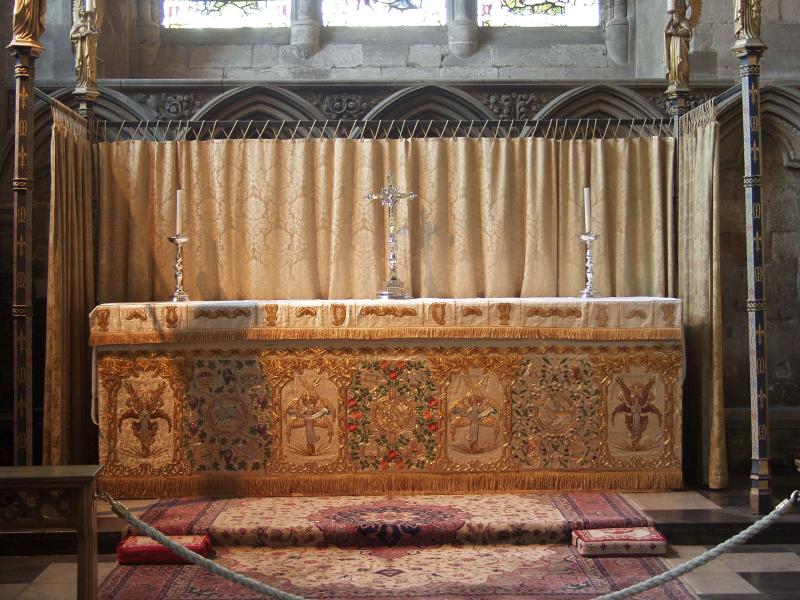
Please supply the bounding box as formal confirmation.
[534,84,664,119]
[362,84,496,121]
[718,85,800,169]
[192,85,325,121]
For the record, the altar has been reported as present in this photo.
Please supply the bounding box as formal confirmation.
[90,297,683,498]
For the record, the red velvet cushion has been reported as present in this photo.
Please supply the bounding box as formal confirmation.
[117,534,212,565]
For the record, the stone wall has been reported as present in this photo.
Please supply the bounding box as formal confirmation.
[3,1,797,87]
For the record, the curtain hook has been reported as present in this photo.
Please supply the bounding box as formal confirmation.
[424,120,434,138]
[255,120,269,139]
[410,120,419,138]
[478,120,488,138]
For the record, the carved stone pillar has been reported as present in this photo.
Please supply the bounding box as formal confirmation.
[135,0,161,69]
[291,0,321,59]
[7,0,46,466]
[605,0,629,64]
[448,0,477,59]
[733,0,771,515]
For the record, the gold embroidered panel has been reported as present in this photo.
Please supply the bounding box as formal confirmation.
[97,345,683,497]
[89,298,682,346]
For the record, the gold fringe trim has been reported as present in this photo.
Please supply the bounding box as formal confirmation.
[98,470,683,499]
[90,326,682,347]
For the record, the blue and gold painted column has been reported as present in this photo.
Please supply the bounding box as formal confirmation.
[7,0,45,466]
[733,0,770,515]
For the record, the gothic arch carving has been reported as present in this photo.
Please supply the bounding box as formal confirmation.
[192,84,325,121]
[718,85,800,169]
[362,84,495,121]
[534,84,664,119]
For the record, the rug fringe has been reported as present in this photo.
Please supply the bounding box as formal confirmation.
[99,470,683,499]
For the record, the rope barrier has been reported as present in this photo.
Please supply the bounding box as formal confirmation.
[595,490,800,599]
[100,492,305,600]
[99,490,799,600]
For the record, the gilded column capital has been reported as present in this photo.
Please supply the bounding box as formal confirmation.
[664,1,693,95]
[733,0,766,56]
[7,0,46,57]
[70,0,103,102]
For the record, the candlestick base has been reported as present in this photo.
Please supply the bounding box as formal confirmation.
[377,277,409,300]
[579,232,600,299]
[168,234,190,302]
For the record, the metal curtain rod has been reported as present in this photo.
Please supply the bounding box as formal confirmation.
[714,84,741,105]
[97,117,671,127]
[34,87,55,105]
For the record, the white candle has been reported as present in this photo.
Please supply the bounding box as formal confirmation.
[176,189,184,236]
[583,187,591,233]
[85,0,95,12]
[667,0,676,11]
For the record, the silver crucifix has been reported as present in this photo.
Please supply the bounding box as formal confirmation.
[367,171,417,300]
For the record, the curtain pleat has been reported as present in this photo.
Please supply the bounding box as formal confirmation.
[679,103,727,489]
[43,102,95,465]
[97,136,674,302]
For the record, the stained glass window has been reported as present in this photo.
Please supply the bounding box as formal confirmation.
[322,0,445,27]
[162,1,290,28]
[478,0,600,27]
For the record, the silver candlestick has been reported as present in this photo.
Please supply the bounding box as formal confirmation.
[367,171,417,300]
[168,234,189,302]
[580,232,599,298]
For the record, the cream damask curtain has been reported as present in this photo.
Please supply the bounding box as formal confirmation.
[97,136,674,302]
[44,101,95,465]
[679,102,727,489]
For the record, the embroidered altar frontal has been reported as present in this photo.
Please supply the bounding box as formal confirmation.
[90,298,684,497]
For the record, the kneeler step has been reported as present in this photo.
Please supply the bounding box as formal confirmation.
[117,534,213,565]
[572,526,667,557]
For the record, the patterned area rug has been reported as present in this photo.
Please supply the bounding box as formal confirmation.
[130,492,651,547]
[100,544,693,599]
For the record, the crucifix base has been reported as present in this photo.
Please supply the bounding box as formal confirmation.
[377,278,409,300]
